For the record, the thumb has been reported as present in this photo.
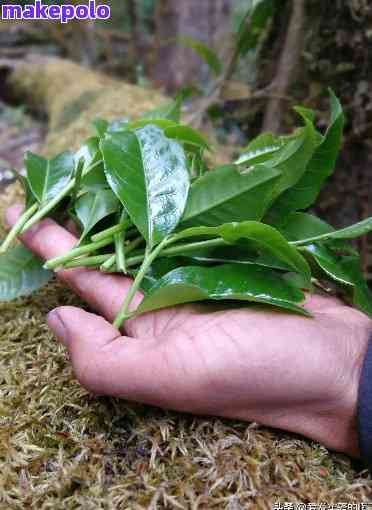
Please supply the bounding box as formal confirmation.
[47,306,173,404]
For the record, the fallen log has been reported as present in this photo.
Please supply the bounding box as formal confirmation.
[2,56,166,156]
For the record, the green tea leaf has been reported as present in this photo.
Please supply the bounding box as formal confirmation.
[81,165,108,192]
[107,118,130,133]
[128,119,177,131]
[181,164,281,227]
[74,137,109,191]
[0,245,52,301]
[173,221,311,280]
[135,264,307,316]
[75,189,119,241]
[25,151,74,206]
[18,173,37,210]
[101,125,190,248]
[92,118,109,137]
[137,257,195,294]
[304,244,355,286]
[141,93,183,122]
[235,145,281,166]
[278,212,334,241]
[267,91,345,220]
[266,113,318,207]
[180,37,222,76]
[172,245,294,272]
[243,132,280,152]
[304,244,372,317]
[164,125,211,150]
[236,132,282,166]
[75,137,101,170]
[353,280,372,318]
[293,217,372,245]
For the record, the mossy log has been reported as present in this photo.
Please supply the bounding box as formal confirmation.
[6,56,166,155]
[0,57,368,507]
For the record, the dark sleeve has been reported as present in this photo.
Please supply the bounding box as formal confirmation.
[358,335,372,464]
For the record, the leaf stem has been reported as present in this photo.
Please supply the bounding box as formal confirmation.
[113,237,171,329]
[65,254,113,269]
[0,203,39,253]
[100,254,116,272]
[69,156,85,206]
[44,236,114,270]
[121,237,227,268]
[62,237,228,270]
[115,232,127,273]
[20,160,103,234]
[91,219,132,243]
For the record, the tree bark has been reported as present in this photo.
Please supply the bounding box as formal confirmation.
[263,0,306,133]
[151,0,232,92]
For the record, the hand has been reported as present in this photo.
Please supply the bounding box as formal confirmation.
[6,205,372,457]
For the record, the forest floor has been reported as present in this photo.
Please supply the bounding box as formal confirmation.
[1,91,372,508]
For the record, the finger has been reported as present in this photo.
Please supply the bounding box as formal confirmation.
[47,306,178,407]
[304,293,343,312]
[64,219,79,236]
[5,205,143,331]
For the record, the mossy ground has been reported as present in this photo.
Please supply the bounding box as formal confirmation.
[1,58,371,509]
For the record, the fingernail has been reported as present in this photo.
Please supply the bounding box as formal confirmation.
[47,309,69,347]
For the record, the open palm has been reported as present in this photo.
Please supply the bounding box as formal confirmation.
[6,205,372,456]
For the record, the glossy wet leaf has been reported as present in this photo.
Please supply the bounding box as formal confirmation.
[0,245,52,301]
[164,125,211,150]
[137,257,196,294]
[173,221,311,280]
[80,163,108,192]
[25,151,74,206]
[294,217,372,245]
[141,93,183,122]
[304,244,372,317]
[74,137,101,170]
[107,118,130,133]
[244,132,280,152]
[173,245,293,272]
[181,164,281,227]
[101,124,190,248]
[75,189,119,241]
[235,145,281,166]
[18,173,37,209]
[265,113,318,207]
[278,212,334,241]
[135,264,307,316]
[304,244,355,286]
[236,132,282,166]
[267,91,345,220]
[92,118,109,137]
[128,118,177,131]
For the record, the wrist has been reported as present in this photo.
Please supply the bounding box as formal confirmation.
[320,313,372,457]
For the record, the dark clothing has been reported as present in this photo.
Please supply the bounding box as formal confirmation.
[358,335,372,464]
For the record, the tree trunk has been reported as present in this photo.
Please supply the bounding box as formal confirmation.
[263,0,306,133]
[151,0,232,92]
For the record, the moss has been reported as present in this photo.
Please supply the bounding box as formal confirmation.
[54,90,103,132]
[1,58,371,508]
[9,57,167,155]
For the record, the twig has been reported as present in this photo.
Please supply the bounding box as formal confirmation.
[263,0,306,133]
